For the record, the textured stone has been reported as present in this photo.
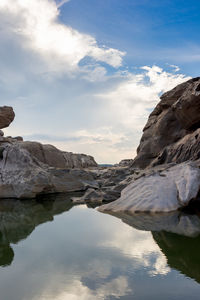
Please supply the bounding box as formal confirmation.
[151,128,200,166]
[98,162,200,213]
[72,188,104,204]
[0,143,98,199]
[0,106,15,129]
[132,78,200,169]
[18,141,97,169]
[118,159,134,167]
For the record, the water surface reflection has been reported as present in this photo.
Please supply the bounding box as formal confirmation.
[0,195,200,299]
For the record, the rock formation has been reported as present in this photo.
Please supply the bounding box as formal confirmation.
[19,141,97,169]
[0,105,99,198]
[99,77,200,213]
[2,77,200,208]
[0,143,98,198]
[99,161,200,213]
[132,77,200,169]
[0,106,15,129]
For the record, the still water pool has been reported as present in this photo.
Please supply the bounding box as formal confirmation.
[0,194,200,300]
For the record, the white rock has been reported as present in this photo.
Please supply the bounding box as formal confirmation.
[98,162,200,213]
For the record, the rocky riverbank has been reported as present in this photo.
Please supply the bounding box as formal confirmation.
[99,77,200,213]
[1,77,200,212]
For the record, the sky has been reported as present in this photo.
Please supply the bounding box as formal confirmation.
[0,0,199,163]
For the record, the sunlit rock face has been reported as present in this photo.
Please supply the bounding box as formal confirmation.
[0,143,98,198]
[132,77,200,169]
[99,161,200,213]
[0,106,15,130]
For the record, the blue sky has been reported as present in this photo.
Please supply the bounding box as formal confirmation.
[60,0,200,74]
[0,0,198,163]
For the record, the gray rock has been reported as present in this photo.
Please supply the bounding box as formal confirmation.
[118,159,134,167]
[98,162,200,213]
[18,141,97,169]
[72,188,104,204]
[0,143,98,199]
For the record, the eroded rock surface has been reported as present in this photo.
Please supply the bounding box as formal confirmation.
[19,141,97,169]
[98,162,200,213]
[0,106,15,129]
[0,143,98,198]
[132,77,200,169]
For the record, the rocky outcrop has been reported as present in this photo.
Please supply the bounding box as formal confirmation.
[0,106,15,129]
[132,78,200,169]
[18,141,97,169]
[99,161,200,213]
[0,143,98,198]
[98,78,200,214]
[117,159,134,167]
[71,165,136,204]
[0,105,99,199]
[0,105,97,170]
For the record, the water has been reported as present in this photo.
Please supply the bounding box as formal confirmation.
[0,194,200,300]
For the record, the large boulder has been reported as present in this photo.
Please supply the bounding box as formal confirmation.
[132,78,200,169]
[0,106,15,129]
[18,141,97,169]
[0,143,98,199]
[98,161,200,213]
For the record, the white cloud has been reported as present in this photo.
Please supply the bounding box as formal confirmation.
[4,65,190,164]
[101,222,170,276]
[39,276,130,300]
[56,0,70,8]
[97,65,190,133]
[168,64,180,72]
[0,0,125,75]
[0,1,192,164]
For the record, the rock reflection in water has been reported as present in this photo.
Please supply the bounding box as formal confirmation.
[103,210,200,237]
[101,209,200,284]
[153,231,200,284]
[0,193,82,267]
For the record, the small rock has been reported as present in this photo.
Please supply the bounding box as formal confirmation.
[72,188,104,204]
[13,136,23,141]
